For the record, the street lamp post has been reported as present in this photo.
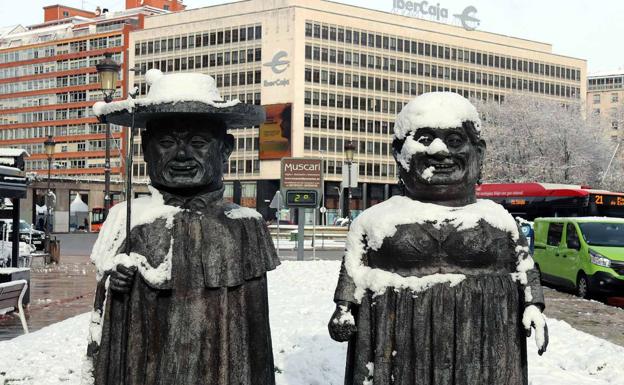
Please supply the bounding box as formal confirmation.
[344,140,356,226]
[96,52,121,219]
[43,135,56,253]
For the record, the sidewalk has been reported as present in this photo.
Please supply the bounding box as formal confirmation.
[0,255,95,341]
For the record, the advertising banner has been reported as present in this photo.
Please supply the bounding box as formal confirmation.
[259,103,292,160]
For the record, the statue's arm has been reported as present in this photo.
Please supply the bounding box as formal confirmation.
[334,257,357,305]
[515,227,548,355]
[328,257,358,342]
[515,230,545,310]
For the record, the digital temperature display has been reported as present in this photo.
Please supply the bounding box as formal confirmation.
[285,190,318,207]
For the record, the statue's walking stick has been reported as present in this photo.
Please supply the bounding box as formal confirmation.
[119,109,136,385]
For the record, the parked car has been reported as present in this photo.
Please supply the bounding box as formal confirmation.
[0,238,33,267]
[0,219,45,251]
[533,217,624,298]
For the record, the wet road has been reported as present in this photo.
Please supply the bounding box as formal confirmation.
[0,254,96,341]
[0,234,623,345]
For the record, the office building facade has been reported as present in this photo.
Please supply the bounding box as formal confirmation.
[0,2,182,179]
[587,71,624,141]
[130,0,586,221]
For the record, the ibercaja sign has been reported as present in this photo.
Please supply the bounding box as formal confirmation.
[280,157,323,208]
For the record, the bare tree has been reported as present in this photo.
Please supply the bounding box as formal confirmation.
[473,94,620,189]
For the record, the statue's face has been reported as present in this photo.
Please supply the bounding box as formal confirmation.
[142,116,233,193]
[395,125,485,201]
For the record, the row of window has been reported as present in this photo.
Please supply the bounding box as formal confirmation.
[134,25,262,56]
[0,106,91,125]
[0,53,123,81]
[303,134,392,157]
[305,89,407,114]
[592,93,621,104]
[25,157,121,171]
[136,47,262,75]
[0,89,114,111]
[304,113,395,135]
[0,73,100,95]
[305,86,504,111]
[305,50,581,98]
[300,142,397,179]
[0,123,121,141]
[588,76,624,91]
[305,21,581,82]
[0,34,122,64]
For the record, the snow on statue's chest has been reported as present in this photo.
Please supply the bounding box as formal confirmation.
[344,196,520,301]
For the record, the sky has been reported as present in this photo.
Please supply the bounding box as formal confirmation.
[2,0,622,73]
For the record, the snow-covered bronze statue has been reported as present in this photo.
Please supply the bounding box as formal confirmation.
[329,92,548,385]
[85,70,279,385]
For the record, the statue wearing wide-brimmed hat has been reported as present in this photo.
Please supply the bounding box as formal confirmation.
[84,70,280,385]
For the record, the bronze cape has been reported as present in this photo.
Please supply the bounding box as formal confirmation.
[87,188,280,385]
[334,221,544,385]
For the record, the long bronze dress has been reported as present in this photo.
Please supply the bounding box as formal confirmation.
[86,188,280,385]
[334,218,544,385]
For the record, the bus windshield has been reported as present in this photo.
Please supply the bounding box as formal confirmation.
[92,209,105,223]
[578,222,624,247]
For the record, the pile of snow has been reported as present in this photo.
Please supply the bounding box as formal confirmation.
[224,206,262,220]
[393,92,481,140]
[92,70,240,117]
[344,196,519,300]
[1,261,623,385]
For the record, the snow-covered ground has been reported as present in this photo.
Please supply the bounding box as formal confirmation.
[1,261,623,385]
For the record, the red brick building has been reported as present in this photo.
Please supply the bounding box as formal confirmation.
[0,1,183,178]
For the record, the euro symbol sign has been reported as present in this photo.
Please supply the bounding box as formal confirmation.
[454,5,480,31]
[263,51,290,74]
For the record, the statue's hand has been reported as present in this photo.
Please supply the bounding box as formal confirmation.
[328,302,357,342]
[522,304,549,356]
[109,264,137,294]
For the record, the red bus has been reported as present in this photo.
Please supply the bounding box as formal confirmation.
[91,207,106,232]
[476,183,624,220]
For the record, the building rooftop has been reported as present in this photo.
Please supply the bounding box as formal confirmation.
[0,25,26,38]
[0,5,168,49]
[588,69,624,78]
[140,0,585,63]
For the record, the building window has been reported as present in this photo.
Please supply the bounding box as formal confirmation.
[612,93,619,103]
[593,94,600,104]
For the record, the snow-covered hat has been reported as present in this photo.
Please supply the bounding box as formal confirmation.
[393,92,481,140]
[93,69,265,129]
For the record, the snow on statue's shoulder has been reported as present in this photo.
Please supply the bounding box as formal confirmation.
[344,196,518,301]
[225,206,263,220]
[90,186,181,281]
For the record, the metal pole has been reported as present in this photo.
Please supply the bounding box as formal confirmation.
[346,161,352,228]
[125,113,135,255]
[11,198,19,267]
[297,208,304,261]
[45,156,52,254]
[320,150,326,226]
[104,122,111,218]
[276,191,280,258]
[601,140,621,187]
[312,209,316,259]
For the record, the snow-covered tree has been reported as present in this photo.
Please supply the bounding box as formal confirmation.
[473,94,622,189]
